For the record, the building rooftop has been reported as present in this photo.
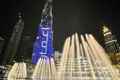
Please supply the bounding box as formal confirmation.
[102,25,110,33]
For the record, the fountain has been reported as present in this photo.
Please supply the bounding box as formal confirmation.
[57,33,119,80]
[32,57,56,80]
[8,62,27,80]
[7,33,119,80]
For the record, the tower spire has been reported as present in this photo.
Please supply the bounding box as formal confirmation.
[17,12,23,24]
[40,0,53,27]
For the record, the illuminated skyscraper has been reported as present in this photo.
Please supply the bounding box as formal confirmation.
[32,0,54,64]
[3,13,24,64]
[102,25,120,64]
[102,25,120,54]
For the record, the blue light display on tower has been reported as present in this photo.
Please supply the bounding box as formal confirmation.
[32,0,54,64]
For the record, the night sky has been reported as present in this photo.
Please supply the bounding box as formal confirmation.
[0,0,119,55]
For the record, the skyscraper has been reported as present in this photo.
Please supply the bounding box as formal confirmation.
[102,25,120,64]
[102,25,120,54]
[32,0,54,64]
[3,13,24,64]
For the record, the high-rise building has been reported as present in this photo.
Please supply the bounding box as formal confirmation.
[0,37,4,55]
[102,25,120,64]
[3,13,24,64]
[32,0,54,64]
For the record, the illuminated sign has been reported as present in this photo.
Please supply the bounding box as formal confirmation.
[32,25,53,64]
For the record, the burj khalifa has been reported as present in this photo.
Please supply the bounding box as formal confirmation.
[32,0,54,64]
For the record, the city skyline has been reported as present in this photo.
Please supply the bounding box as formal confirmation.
[0,0,118,62]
